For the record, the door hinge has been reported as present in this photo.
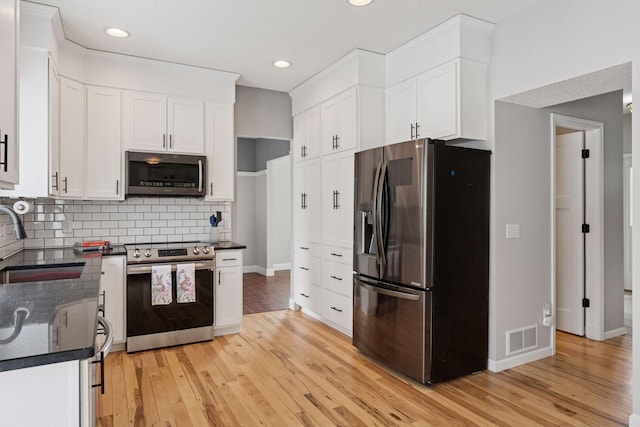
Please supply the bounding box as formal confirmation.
[582,149,590,159]
[582,298,590,308]
[582,224,590,233]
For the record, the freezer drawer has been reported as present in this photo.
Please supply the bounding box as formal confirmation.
[353,276,429,384]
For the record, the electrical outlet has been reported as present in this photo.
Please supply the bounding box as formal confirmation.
[506,224,520,239]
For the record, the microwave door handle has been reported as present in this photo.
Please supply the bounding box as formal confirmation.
[198,160,203,192]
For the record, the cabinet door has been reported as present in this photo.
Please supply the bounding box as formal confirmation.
[100,256,126,344]
[205,102,234,200]
[215,266,243,328]
[336,87,358,152]
[167,97,204,154]
[386,78,417,144]
[48,59,60,197]
[416,61,458,140]
[293,106,320,162]
[59,77,85,198]
[0,0,19,188]
[320,97,338,154]
[293,159,321,242]
[86,86,122,199]
[123,91,167,151]
[322,150,355,248]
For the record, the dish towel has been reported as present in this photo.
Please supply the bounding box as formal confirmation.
[177,263,196,303]
[151,264,173,306]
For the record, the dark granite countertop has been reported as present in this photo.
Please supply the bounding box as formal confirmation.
[0,248,103,372]
[211,241,246,250]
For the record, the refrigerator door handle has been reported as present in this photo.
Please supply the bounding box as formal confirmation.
[356,278,421,301]
[371,160,383,266]
[376,160,388,268]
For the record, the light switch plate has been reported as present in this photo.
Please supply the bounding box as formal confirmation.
[506,224,520,239]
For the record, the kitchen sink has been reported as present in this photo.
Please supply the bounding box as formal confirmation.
[0,262,85,284]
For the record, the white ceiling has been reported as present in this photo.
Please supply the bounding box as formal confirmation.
[30,0,544,93]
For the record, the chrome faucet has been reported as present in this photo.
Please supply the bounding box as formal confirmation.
[0,205,27,240]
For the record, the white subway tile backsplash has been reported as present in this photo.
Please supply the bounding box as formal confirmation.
[12,197,232,248]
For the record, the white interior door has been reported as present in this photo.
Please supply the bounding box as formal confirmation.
[556,131,585,336]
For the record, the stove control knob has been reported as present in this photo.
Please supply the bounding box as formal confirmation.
[133,248,140,258]
[202,246,210,255]
[144,249,152,258]
[193,246,200,255]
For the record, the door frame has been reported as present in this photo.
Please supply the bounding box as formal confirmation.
[550,113,605,351]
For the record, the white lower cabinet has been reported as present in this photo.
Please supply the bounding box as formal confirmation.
[294,280,321,313]
[215,250,243,335]
[321,289,353,333]
[100,256,126,346]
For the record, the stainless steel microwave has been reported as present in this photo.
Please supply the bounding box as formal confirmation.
[125,151,206,197]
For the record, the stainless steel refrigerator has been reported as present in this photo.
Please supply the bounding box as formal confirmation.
[353,138,490,384]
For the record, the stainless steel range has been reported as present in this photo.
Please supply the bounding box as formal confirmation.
[125,241,215,353]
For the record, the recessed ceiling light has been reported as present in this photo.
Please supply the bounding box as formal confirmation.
[348,0,374,6]
[273,60,291,68]
[105,27,130,38]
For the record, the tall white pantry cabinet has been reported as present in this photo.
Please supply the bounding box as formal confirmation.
[290,50,386,335]
[289,16,493,336]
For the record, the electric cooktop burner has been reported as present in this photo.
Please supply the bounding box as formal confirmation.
[125,241,214,264]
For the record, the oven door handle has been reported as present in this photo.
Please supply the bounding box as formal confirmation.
[96,315,114,358]
[126,261,214,275]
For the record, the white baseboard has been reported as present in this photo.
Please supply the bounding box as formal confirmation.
[289,298,297,310]
[488,346,553,372]
[273,263,291,271]
[242,264,290,277]
[604,327,626,339]
[630,413,640,427]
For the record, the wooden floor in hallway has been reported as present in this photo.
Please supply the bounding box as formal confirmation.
[243,270,290,315]
[96,309,631,426]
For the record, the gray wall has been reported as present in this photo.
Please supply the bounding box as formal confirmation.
[494,90,624,360]
[235,175,257,267]
[237,138,290,172]
[235,85,292,140]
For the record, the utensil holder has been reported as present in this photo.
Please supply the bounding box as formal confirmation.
[209,227,219,243]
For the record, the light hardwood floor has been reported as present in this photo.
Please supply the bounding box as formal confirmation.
[97,310,631,426]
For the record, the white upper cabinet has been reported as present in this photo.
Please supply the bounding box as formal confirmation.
[0,0,19,189]
[292,105,320,162]
[386,59,487,144]
[167,97,205,154]
[85,86,123,199]
[123,91,204,154]
[205,101,235,201]
[49,59,60,197]
[320,87,358,154]
[58,77,85,198]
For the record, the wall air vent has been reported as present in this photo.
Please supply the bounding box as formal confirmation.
[506,324,538,356]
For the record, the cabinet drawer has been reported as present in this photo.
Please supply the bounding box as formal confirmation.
[216,250,242,267]
[294,241,321,258]
[294,256,321,285]
[294,280,320,313]
[322,259,353,297]
[323,245,353,266]
[321,289,352,333]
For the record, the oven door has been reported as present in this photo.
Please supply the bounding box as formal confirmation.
[126,261,214,339]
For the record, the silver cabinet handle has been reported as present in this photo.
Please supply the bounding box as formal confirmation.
[299,293,309,298]
[116,179,119,195]
[169,134,173,149]
[330,306,343,313]
[52,172,59,191]
[222,258,237,261]
[0,132,8,172]
[210,182,213,196]
[300,246,309,250]
[330,275,342,281]
[218,270,221,285]
[415,122,420,138]
[330,252,342,257]
[299,266,309,271]
[63,177,68,193]
[162,134,166,148]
